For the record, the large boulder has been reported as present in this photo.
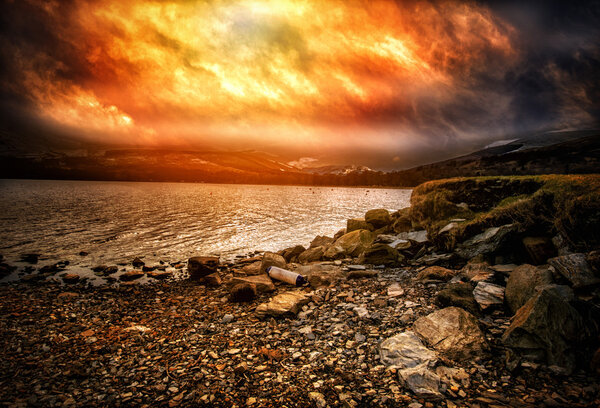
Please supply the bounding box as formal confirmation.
[309,236,333,249]
[188,256,219,280]
[379,331,440,398]
[347,218,371,233]
[260,252,287,274]
[297,246,325,263]
[548,253,600,289]
[502,285,585,373]
[330,229,374,258]
[522,237,556,265]
[505,264,554,314]
[413,307,487,361]
[417,266,456,282]
[358,243,402,266]
[456,224,515,259]
[435,283,479,315]
[365,209,392,229]
[255,291,310,317]
[472,282,505,310]
[230,275,275,293]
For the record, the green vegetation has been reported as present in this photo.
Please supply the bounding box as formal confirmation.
[409,175,600,252]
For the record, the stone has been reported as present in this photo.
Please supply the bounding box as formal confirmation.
[188,256,219,280]
[281,245,306,263]
[379,332,440,398]
[347,218,371,233]
[297,247,325,263]
[132,257,145,267]
[387,283,405,297]
[310,235,333,249]
[333,228,346,241]
[296,264,343,288]
[260,252,287,274]
[439,222,459,234]
[472,282,505,310]
[460,262,496,282]
[396,230,429,244]
[413,307,487,361]
[522,237,556,265]
[346,270,378,279]
[231,275,275,292]
[416,253,454,266]
[548,253,600,289]
[146,271,172,280]
[330,229,374,258]
[241,261,262,276]
[417,266,456,282]
[229,283,257,302]
[502,285,586,373]
[119,270,144,281]
[308,392,326,408]
[255,291,309,317]
[365,209,392,229]
[221,314,234,323]
[62,274,80,284]
[199,272,222,286]
[358,243,402,266]
[435,283,479,315]
[505,264,554,314]
[456,224,515,259]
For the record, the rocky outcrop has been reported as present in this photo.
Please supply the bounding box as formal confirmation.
[413,307,487,361]
[548,253,600,289]
[502,285,585,373]
[188,256,219,280]
[505,264,554,314]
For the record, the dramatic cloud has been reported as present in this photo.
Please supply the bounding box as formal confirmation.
[1,0,598,168]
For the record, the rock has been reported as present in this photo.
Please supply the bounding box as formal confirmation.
[330,229,374,258]
[392,209,412,233]
[92,265,108,273]
[62,274,80,284]
[132,257,145,267]
[119,270,144,281]
[417,266,456,282]
[221,314,234,323]
[322,245,345,260]
[522,237,556,265]
[347,218,371,233]
[333,228,346,241]
[346,270,378,279]
[460,262,496,282]
[198,272,221,286]
[502,285,586,373]
[146,271,172,280]
[365,209,392,229]
[415,253,454,266]
[310,236,333,249]
[296,264,343,288]
[387,283,405,297]
[591,347,600,375]
[281,245,306,263]
[413,307,487,361]
[260,252,287,274]
[396,230,429,244]
[240,261,262,276]
[587,250,600,274]
[229,283,257,302]
[255,291,309,317]
[548,253,600,289]
[308,392,326,408]
[505,264,554,314]
[21,254,39,264]
[188,256,219,280]
[104,266,118,275]
[358,243,402,266]
[435,283,479,315]
[231,274,275,293]
[297,247,325,263]
[456,224,515,259]
[472,282,504,310]
[379,332,440,398]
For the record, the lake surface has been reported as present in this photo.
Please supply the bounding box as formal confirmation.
[0,180,411,282]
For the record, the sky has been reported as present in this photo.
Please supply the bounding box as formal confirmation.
[1,0,599,169]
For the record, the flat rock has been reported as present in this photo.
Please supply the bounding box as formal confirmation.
[255,291,309,317]
[472,282,505,310]
[548,253,600,289]
[119,270,144,281]
[413,306,487,361]
[146,271,173,280]
[505,264,554,314]
[417,266,456,282]
[62,274,80,284]
[231,274,275,292]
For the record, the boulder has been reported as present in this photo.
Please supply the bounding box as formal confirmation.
[255,291,309,317]
[188,256,219,280]
[297,247,325,263]
[119,270,144,281]
[281,245,306,263]
[502,285,586,373]
[358,243,402,266]
[522,237,556,265]
[231,275,275,293]
[309,236,333,249]
[260,252,286,274]
[413,307,487,361]
[331,229,375,258]
[229,283,257,302]
[346,218,370,233]
[417,266,456,282]
[435,283,479,315]
[505,264,554,314]
[456,224,515,259]
[379,331,440,398]
[548,253,600,289]
[365,209,392,229]
[472,282,505,310]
